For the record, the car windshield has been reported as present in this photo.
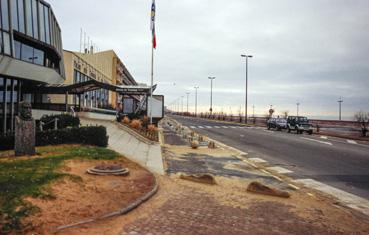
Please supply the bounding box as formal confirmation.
[277,119,287,123]
[298,117,308,122]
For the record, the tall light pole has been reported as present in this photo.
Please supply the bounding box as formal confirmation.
[208,77,216,114]
[181,96,184,113]
[338,97,343,121]
[186,92,190,113]
[194,86,199,117]
[241,54,253,124]
[296,102,300,116]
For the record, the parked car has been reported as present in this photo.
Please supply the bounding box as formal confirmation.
[287,116,313,134]
[267,118,287,130]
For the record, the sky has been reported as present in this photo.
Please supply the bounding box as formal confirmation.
[48,0,369,120]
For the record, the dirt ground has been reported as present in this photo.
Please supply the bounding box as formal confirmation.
[22,157,155,234]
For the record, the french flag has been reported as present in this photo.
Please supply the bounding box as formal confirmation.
[151,0,157,49]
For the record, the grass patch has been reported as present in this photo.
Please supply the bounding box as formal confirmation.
[0,145,120,234]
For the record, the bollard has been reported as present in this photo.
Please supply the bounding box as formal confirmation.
[54,118,58,130]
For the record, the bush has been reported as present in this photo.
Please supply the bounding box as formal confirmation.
[0,126,109,151]
[40,114,80,130]
[123,116,131,124]
[147,124,157,133]
[130,119,142,130]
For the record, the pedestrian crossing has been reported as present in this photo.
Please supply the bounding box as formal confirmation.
[188,125,248,129]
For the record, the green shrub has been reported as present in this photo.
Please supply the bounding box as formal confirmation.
[0,126,108,151]
[40,114,80,130]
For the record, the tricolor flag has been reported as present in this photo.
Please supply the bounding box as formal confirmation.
[151,0,157,49]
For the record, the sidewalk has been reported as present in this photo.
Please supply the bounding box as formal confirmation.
[80,118,164,175]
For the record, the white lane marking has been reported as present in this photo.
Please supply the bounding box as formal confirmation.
[347,140,358,145]
[263,130,274,133]
[198,126,205,129]
[249,158,267,163]
[301,137,333,146]
[288,184,300,190]
[214,126,221,129]
[205,126,212,129]
[190,126,197,129]
[240,135,245,137]
[222,126,229,129]
[320,136,328,139]
[267,166,293,174]
[294,179,369,216]
[230,126,237,129]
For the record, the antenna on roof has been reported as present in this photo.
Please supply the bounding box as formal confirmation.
[80,28,83,53]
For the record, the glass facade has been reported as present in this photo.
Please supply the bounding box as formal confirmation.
[73,70,110,109]
[0,0,64,135]
[0,0,64,76]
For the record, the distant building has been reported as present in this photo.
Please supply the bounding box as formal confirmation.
[0,0,64,135]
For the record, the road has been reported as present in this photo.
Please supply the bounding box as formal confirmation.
[170,115,369,200]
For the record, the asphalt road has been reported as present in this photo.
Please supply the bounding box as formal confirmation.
[170,115,369,200]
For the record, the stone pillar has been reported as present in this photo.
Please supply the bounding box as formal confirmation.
[15,102,36,156]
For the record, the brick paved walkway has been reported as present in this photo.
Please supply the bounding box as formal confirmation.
[120,183,343,235]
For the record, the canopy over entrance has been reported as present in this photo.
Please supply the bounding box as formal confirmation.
[23,79,157,95]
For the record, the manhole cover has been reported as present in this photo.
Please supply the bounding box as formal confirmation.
[86,164,129,176]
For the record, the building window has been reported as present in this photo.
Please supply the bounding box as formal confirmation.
[17,0,25,33]
[16,39,45,65]
[1,0,9,31]
[38,2,45,42]
[2,31,11,55]
[14,40,21,59]
[32,0,38,39]
[25,0,33,37]
[11,0,18,31]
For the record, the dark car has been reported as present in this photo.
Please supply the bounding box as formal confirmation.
[267,118,287,130]
[287,116,313,134]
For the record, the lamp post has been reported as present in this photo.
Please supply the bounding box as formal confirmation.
[241,54,253,124]
[186,92,190,113]
[296,102,300,116]
[181,96,184,114]
[208,77,215,114]
[338,97,343,121]
[194,86,199,117]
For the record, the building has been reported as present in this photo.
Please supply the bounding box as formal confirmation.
[0,0,65,135]
[49,49,140,112]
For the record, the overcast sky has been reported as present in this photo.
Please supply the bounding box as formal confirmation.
[48,0,369,120]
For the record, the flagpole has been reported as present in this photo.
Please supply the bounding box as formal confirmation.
[150,44,154,125]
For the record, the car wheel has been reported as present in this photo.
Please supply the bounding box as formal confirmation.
[267,125,270,130]
[288,127,291,133]
[308,130,313,135]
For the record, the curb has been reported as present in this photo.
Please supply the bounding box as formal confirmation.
[53,176,159,233]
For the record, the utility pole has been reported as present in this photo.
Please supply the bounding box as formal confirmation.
[186,92,190,113]
[296,102,300,116]
[194,86,199,117]
[253,105,255,118]
[241,54,253,124]
[208,77,216,114]
[338,97,343,121]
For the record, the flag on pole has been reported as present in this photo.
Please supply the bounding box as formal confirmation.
[151,0,157,49]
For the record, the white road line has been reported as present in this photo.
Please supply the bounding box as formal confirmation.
[249,158,268,163]
[190,126,197,129]
[267,166,293,174]
[240,135,245,137]
[198,126,205,129]
[301,137,333,146]
[320,136,328,139]
[230,126,237,129]
[222,126,229,129]
[214,126,221,129]
[205,126,212,129]
[294,179,369,216]
[347,140,358,145]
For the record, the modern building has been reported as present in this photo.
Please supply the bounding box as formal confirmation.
[0,0,65,135]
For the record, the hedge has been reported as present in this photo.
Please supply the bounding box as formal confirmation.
[0,126,108,151]
[39,114,80,130]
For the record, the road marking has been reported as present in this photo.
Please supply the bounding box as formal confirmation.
[263,130,274,133]
[214,126,221,129]
[222,126,229,129]
[267,166,293,174]
[190,126,197,129]
[249,158,267,163]
[301,137,333,146]
[294,179,369,216]
[230,126,237,129]
[205,126,212,129]
[347,140,357,145]
[288,184,300,190]
[272,175,283,182]
[320,136,328,139]
[240,135,245,137]
[198,126,204,129]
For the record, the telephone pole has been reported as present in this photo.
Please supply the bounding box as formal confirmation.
[338,97,343,121]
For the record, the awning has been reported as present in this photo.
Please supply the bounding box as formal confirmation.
[23,79,157,95]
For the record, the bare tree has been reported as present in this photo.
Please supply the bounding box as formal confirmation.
[354,111,369,137]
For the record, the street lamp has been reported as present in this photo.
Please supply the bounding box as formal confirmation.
[338,97,343,121]
[241,54,253,124]
[194,86,199,117]
[181,96,184,114]
[296,102,300,116]
[208,76,216,114]
[186,92,190,113]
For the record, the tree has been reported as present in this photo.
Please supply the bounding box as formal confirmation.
[282,110,289,118]
[354,111,369,137]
